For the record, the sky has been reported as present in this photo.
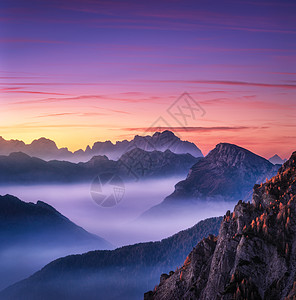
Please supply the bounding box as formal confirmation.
[0,0,295,159]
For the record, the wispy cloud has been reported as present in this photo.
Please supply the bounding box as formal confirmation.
[0,123,108,129]
[0,88,68,96]
[147,79,296,89]
[34,112,108,118]
[10,93,160,106]
[123,126,268,133]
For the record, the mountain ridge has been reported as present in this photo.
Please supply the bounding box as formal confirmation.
[0,148,199,184]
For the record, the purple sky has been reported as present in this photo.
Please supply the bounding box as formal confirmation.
[0,0,295,158]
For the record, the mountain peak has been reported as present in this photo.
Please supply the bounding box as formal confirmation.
[269,154,287,165]
[207,143,268,167]
[214,142,250,153]
[30,138,58,151]
[8,152,31,160]
[162,143,277,203]
[152,130,177,138]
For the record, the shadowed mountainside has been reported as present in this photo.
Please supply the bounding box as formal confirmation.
[0,217,222,300]
[0,148,199,184]
[0,194,112,290]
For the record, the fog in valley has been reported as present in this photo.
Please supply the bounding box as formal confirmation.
[0,178,238,290]
[0,178,236,246]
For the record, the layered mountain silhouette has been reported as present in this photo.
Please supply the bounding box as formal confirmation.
[145,151,296,300]
[0,148,199,184]
[0,217,222,300]
[0,131,203,162]
[140,143,280,220]
[0,195,111,290]
[269,154,287,165]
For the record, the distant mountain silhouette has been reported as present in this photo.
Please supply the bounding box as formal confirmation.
[145,150,296,300]
[0,148,198,184]
[0,194,111,290]
[140,143,280,220]
[0,136,70,161]
[0,217,222,300]
[269,154,287,165]
[0,131,203,162]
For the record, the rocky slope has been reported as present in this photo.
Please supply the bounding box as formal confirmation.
[0,148,198,184]
[145,150,296,300]
[0,217,222,300]
[0,131,203,162]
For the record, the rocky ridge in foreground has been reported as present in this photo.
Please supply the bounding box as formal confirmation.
[145,151,296,300]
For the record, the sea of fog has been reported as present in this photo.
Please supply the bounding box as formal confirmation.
[0,178,237,247]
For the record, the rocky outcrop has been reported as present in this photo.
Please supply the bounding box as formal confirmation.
[145,151,296,300]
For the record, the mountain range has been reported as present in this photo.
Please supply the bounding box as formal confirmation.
[0,131,203,162]
[145,150,296,300]
[0,217,222,300]
[0,195,111,290]
[0,148,199,184]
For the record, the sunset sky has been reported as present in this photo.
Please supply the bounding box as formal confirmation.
[0,0,295,159]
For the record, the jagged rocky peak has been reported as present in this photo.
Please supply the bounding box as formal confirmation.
[131,130,203,157]
[146,151,296,300]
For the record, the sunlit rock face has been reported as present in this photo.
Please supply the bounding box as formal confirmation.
[146,151,296,300]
